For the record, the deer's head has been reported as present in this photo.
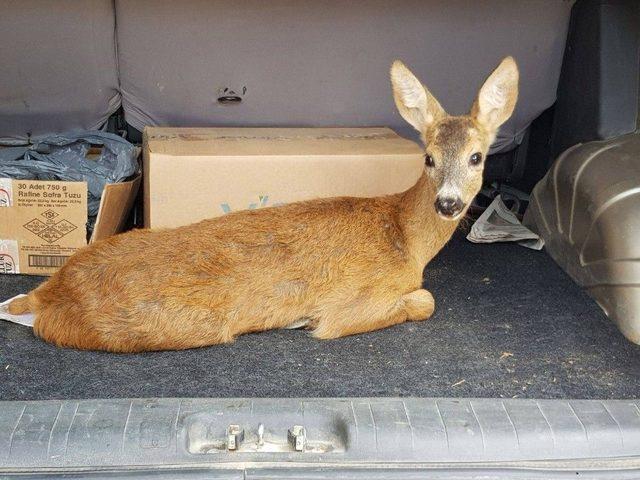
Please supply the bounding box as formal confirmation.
[391,57,519,220]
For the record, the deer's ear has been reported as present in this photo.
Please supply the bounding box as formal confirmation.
[472,56,519,133]
[391,60,445,133]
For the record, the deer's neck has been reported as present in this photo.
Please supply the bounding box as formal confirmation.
[398,172,460,267]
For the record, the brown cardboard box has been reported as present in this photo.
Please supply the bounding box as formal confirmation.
[0,175,140,275]
[143,127,424,229]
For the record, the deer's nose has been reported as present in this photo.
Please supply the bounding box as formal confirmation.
[435,196,464,218]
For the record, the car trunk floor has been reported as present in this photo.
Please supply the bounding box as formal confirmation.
[1,232,640,401]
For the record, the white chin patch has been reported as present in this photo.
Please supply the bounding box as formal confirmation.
[437,211,463,222]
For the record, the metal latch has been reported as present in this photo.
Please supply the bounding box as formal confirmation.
[287,425,306,452]
[226,425,244,451]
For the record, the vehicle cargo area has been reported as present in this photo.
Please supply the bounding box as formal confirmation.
[1,0,640,477]
[2,232,639,400]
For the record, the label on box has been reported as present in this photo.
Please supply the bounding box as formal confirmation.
[0,239,19,273]
[0,178,12,207]
[0,178,88,275]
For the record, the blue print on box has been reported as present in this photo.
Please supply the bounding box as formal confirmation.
[220,195,284,214]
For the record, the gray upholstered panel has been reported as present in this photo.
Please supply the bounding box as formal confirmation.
[116,0,572,152]
[0,0,120,143]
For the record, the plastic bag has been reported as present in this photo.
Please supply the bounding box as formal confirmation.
[0,131,139,231]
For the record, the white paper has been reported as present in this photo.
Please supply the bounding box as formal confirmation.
[0,294,35,327]
[467,195,544,250]
[284,318,310,329]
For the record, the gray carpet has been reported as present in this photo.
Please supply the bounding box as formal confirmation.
[1,233,640,401]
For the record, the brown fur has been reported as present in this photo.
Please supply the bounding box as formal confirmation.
[9,57,519,352]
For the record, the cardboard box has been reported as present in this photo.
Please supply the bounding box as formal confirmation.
[0,175,140,275]
[143,127,424,229]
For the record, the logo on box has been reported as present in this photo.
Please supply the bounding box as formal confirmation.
[220,195,285,214]
[23,210,78,244]
[0,179,13,207]
[0,240,19,274]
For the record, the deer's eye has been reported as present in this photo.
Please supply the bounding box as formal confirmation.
[469,152,482,166]
[425,154,435,167]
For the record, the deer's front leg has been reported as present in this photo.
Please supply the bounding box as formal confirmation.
[312,289,435,339]
[402,289,435,321]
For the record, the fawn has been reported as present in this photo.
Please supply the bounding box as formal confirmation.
[9,57,518,352]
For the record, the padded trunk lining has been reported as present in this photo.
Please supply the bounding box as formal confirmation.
[1,233,639,401]
[0,0,120,143]
[115,0,572,153]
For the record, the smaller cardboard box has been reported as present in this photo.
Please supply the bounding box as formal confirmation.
[0,175,140,275]
[143,127,424,229]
